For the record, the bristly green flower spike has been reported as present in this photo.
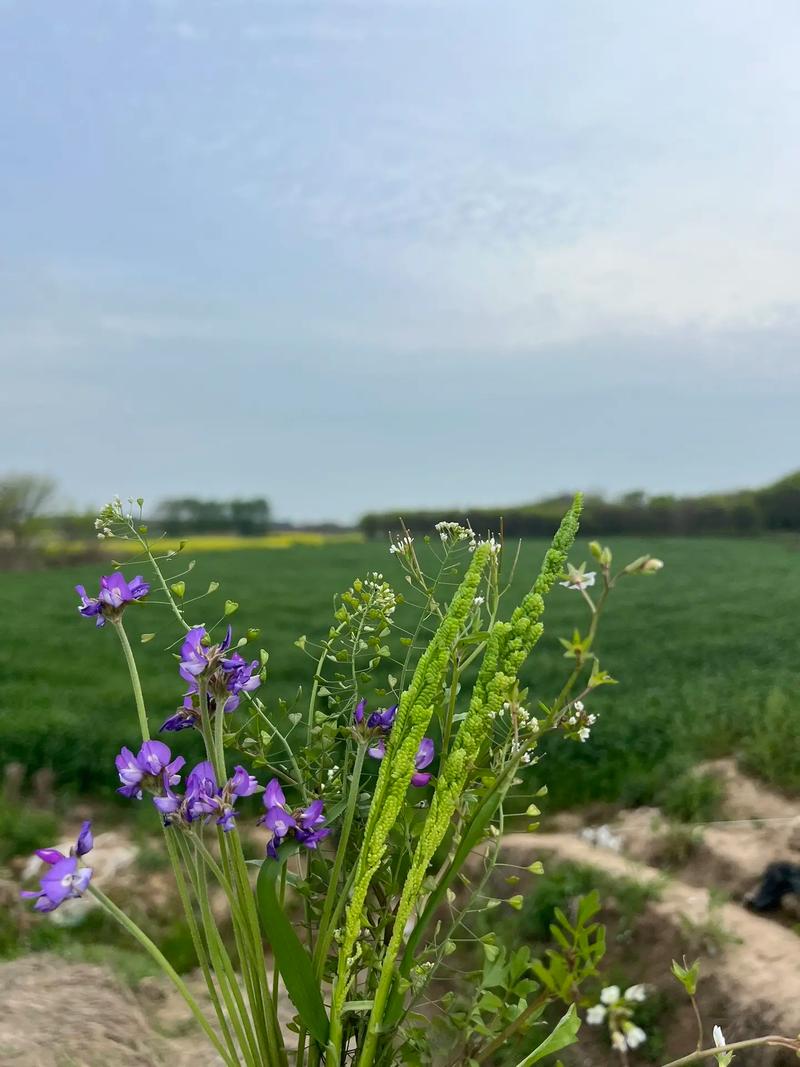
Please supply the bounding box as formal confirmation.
[357,494,583,1067]
[327,543,493,1062]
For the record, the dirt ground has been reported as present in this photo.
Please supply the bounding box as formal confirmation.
[506,759,800,1065]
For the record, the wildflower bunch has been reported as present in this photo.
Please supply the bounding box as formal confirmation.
[24,494,790,1067]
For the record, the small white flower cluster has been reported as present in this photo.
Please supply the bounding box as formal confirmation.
[434,521,476,548]
[469,534,501,556]
[95,495,139,538]
[94,518,114,540]
[473,595,485,606]
[389,534,414,556]
[363,573,397,617]
[563,699,597,743]
[587,985,648,1053]
[580,824,623,852]
[502,703,540,764]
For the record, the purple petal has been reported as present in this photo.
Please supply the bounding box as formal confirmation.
[73,867,92,894]
[263,778,286,810]
[34,895,59,912]
[368,739,386,760]
[35,848,65,866]
[262,806,296,837]
[354,698,366,725]
[410,772,432,788]
[415,737,435,771]
[127,575,150,601]
[40,856,78,905]
[75,821,93,857]
[298,799,325,829]
[231,766,259,797]
[139,740,172,776]
[296,826,332,850]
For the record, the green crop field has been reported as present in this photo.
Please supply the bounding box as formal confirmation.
[2,535,799,812]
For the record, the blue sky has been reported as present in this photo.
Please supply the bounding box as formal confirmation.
[2,1,799,521]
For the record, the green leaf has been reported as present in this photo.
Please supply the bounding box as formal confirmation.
[671,957,700,996]
[224,599,239,616]
[207,580,220,594]
[170,581,185,599]
[255,849,329,1045]
[513,1004,581,1066]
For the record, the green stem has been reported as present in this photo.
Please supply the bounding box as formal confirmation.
[88,884,235,1066]
[227,829,289,1067]
[113,618,150,741]
[660,1035,800,1066]
[136,533,191,632]
[165,831,242,1065]
[183,836,260,1067]
[314,743,367,977]
[217,832,276,1064]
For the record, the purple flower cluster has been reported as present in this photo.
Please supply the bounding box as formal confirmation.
[76,573,150,627]
[115,741,260,832]
[155,760,260,832]
[115,740,185,800]
[21,822,93,913]
[161,625,261,732]
[260,779,331,859]
[355,700,435,787]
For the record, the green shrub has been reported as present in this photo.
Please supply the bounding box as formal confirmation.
[658,771,724,825]
[740,688,800,792]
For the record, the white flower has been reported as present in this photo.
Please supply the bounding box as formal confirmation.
[573,700,584,713]
[624,984,647,1003]
[600,985,621,1005]
[578,727,591,742]
[611,1031,627,1052]
[586,1004,607,1025]
[713,1025,725,1048]
[625,1024,647,1049]
[389,534,414,555]
[559,568,596,591]
[473,596,485,606]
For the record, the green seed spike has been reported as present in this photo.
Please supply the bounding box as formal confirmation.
[357,495,583,1067]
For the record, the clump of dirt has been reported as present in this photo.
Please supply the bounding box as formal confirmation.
[0,954,175,1066]
[502,759,800,1064]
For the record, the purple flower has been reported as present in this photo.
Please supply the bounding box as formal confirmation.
[177,626,260,716]
[353,698,366,725]
[179,626,212,682]
[160,696,199,732]
[22,822,94,913]
[115,741,184,800]
[368,735,435,788]
[260,778,330,858]
[155,761,261,832]
[296,799,331,850]
[76,573,149,627]
[35,821,94,867]
[230,765,260,797]
[410,737,435,787]
[21,856,93,912]
[367,705,397,730]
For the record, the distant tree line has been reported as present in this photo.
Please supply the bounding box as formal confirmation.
[155,497,272,536]
[359,471,800,539]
